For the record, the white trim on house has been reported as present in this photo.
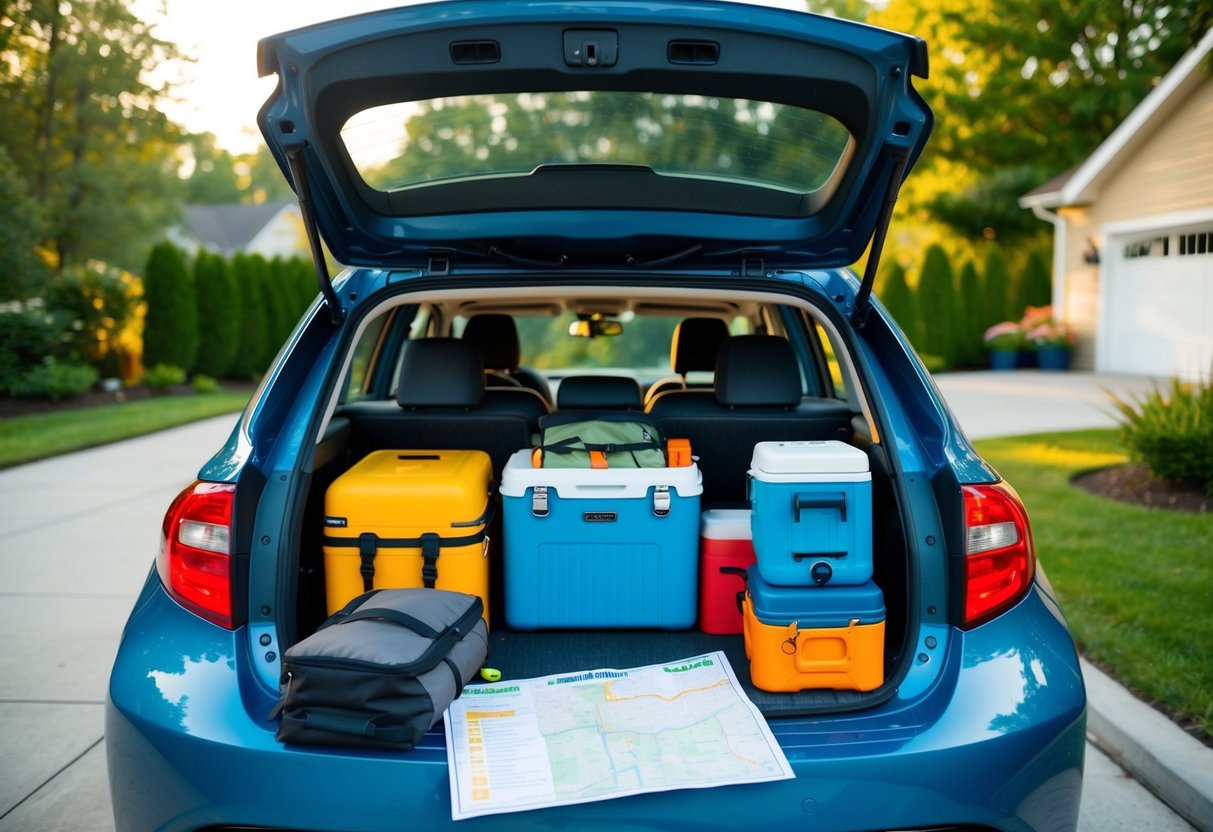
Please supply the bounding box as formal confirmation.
[1029,203,1068,316]
[1020,28,1213,211]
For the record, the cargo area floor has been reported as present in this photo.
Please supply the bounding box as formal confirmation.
[485,629,872,715]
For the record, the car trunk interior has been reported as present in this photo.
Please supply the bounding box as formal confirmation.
[282,284,913,717]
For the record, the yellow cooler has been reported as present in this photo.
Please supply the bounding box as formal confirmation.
[322,450,493,620]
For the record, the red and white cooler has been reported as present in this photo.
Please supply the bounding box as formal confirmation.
[698,509,757,634]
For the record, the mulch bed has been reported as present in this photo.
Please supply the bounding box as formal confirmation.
[1072,463,1209,514]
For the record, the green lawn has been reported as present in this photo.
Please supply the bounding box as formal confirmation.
[0,391,250,469]
[976,429,1213,739]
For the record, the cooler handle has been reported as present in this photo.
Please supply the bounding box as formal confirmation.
[786,620,859,671]
[794,492,846,522]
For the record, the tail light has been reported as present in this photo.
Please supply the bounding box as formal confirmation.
[961,482,1035,628]
[157,481,237,629]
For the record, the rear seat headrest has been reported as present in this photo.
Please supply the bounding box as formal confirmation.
[671,318,731,375]
[397,339,485,408]
[715,335,802,407]
[556,375,642,410]
[461,314,521,372]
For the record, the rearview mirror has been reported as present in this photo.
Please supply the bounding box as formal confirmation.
[568,318,624,338]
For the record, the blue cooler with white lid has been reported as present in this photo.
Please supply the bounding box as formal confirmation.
[749,440,872,586]
[500,449,702,630]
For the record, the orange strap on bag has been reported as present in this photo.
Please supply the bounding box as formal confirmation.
[531,447,543,468]
[589,450,609,469]
[667,438,692,467]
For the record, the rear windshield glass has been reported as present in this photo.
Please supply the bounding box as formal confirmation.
[341,92,853,196]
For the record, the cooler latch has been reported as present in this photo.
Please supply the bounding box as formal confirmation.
[531,485,550,518]
[652,485,671,518]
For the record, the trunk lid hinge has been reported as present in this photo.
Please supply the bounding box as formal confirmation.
[851,146,910,331]
[741,253,766,278]
[285,145,344,327]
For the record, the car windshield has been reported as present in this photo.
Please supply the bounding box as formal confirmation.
[341,91,853,196]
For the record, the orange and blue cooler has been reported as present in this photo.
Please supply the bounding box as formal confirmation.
[698,509,756,635]
[321,450,493,620]
[742,566,885,693]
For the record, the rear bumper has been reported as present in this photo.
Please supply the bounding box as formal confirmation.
[108,579,1084,832]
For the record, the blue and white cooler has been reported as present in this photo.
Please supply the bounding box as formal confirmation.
[749,440,873,586]
[500,449,703,630]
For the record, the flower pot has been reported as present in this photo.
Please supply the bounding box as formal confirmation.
[989,350,1018,371]
[1036,346,1071,371]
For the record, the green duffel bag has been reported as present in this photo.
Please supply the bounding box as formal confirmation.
[537,411,667,468]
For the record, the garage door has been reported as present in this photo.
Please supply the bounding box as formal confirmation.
[1101,226,1213,380]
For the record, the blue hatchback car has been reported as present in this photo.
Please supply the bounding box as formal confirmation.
[106,1,1086,830]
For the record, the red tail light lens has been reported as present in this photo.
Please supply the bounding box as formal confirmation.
[157,481,237,629]
[961,482,1035,628]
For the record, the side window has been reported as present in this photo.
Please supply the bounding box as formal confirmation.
[813,321,847,399]
[343,313,390,403]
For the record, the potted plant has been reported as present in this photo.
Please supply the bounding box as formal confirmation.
[983,322,1024,371]
[1025,320,1074,370]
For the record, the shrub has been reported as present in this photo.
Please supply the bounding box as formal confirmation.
[956,260,985,366]
[983,247,1014,325]
[914,244,959,369]
[1111,378,1213,496]
[10,359,99,401]
[229,253,269,380]
[875,259,920,346]
[193,252,239,378]
[45,261,143,378]
[1017,250,1053,311]
[191,374,220,394]
[0,302,66,395]
[143,243,199,372]
[142,363,187,391]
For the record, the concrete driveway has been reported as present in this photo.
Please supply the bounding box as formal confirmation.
[0,371,1196,831]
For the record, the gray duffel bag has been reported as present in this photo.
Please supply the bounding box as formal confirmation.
[270,588,488,749]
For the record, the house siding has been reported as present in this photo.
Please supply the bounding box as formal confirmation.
[1057,75,1213,371]
[1092,80,1213,223]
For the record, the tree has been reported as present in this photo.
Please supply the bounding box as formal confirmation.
[0,0,184,272]
[871,0,1211,243]
[180,133,244,205]
[914,244,959,368]
[142,242,198,371]
[874,259,920,347]
[192,251,238,378]
[235,145,296,205]
[0,146,48,299]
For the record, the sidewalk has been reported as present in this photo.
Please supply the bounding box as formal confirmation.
[936,370,1213,832]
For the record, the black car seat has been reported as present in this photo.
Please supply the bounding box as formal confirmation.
[461,314,554,405]
[341,338,548,477]
[642,317,731,407]
[646,335,853,504]
[555,375,643,410]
